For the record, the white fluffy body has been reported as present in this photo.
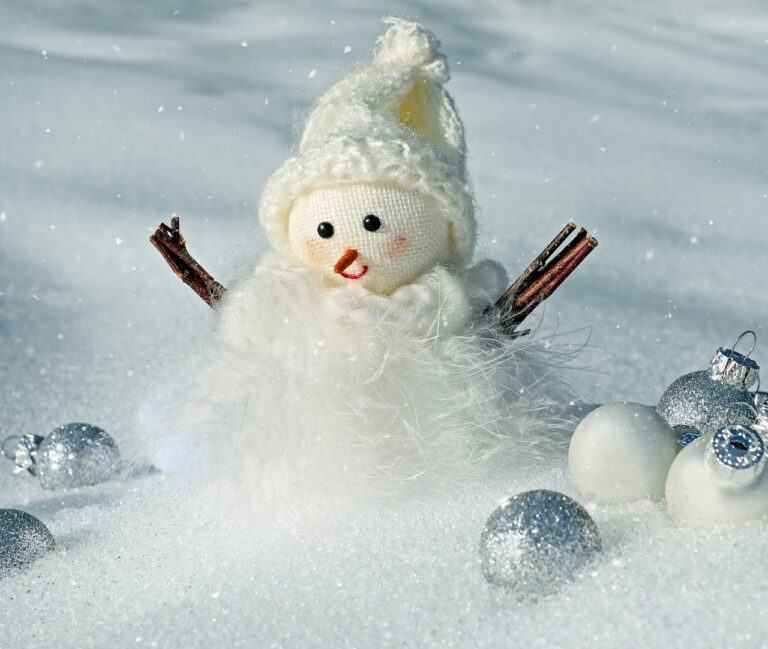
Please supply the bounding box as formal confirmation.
[137,19,577,505]
[142,254,574,504]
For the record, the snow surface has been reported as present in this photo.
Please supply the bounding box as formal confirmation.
[1,0,767,646]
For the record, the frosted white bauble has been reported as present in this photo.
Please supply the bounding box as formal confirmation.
[569,402,679,504]
[665,426,768,528]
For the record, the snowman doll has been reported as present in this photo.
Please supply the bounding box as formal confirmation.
[223,18,504,345]
[143,19,577,500]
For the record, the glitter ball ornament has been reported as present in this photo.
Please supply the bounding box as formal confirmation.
[479,490,601,597]
[666,424,768,527]
[0,509,56,572]
[2,423,120,490]
[657,331,760,437]
[569,402,679,504]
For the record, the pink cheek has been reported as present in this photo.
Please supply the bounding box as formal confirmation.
[305,239,326,266]
[385,234,410,260]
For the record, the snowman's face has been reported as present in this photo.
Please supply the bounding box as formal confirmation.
[287,183,451,295]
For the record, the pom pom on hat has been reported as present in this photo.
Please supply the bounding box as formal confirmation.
[259,18,476,266]
[375,16,449,81]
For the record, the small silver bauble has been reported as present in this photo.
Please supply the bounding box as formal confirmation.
[2,423,120,490]
[479,489,601,597]
[0,509,56,573]
[658,332,760,437]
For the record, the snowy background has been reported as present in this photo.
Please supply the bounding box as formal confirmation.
[1,0,767,646]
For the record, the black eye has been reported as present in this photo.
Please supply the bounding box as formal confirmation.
[363,214,381,232]
[317,221,334,238]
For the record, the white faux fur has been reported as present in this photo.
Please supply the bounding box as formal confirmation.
[141,254,575,504]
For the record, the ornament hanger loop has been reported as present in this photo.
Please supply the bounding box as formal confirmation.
[1,436,18,461]
[731,330,757,359]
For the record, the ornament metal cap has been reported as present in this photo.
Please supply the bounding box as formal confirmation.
[1,434,44,474]
[707,424,765,488]
[709,331,759,388]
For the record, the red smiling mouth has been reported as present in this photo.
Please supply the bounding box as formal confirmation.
[339,266,368,280]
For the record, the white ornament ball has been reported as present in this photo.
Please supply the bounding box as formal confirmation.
[569,402,679,504]
[665,425,768,528]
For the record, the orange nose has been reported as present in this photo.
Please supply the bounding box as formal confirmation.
[334,248,359,274]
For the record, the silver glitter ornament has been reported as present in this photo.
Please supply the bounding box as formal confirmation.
[2,423,120,490]
[0,509,56,573]
[479,489,601,597]
[658,331,760,437]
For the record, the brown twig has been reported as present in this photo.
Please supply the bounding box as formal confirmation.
[496,222,577,308]
[492,223,598,337]
[149,216,226,308]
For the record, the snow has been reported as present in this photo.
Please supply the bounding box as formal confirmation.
[1,0,767,646]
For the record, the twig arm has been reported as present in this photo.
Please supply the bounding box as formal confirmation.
[492,223,598,337]
[496,222,577,306]
[149,216,226,308]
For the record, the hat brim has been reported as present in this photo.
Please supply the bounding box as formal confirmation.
[259,135,476,267]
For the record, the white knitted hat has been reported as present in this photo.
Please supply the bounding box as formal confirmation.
[259,17,476,266]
